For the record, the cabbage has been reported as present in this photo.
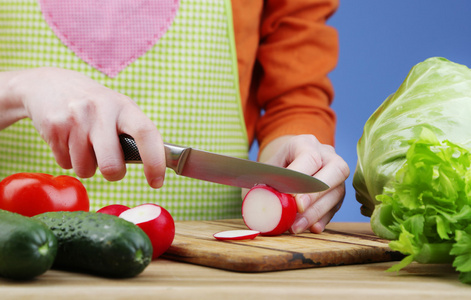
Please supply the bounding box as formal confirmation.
[353,57,471,284]
[354,57,471,216]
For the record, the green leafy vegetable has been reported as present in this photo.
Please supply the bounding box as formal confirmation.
[353,57,471,284]
[353,57,471,218]
[375,129,469,275]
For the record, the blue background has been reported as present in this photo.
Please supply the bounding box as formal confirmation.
[250,1,471,222]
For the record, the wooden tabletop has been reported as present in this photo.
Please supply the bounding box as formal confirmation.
[2,223,470,299]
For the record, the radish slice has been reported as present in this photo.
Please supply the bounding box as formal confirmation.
[120,203,175,259]
[213,230,260,240]
[242,184,297,236]
[120,203,162,223]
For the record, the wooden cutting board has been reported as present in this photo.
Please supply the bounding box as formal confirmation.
[162,219,403,272]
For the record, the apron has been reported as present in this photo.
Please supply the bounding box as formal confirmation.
[0,0,248,220]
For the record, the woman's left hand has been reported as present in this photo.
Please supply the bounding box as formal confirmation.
[257,134,350,234]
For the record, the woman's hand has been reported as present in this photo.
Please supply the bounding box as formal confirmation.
[258,134,350,234]
[0,67,166,188]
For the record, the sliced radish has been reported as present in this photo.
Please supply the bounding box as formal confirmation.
[242,184,297,236]
[96,204,130,216]
[213,230,260,241]
[119,203,175,259]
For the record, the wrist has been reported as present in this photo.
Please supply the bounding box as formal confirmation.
[0,70,30,129]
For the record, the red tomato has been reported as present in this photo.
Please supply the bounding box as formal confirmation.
[0,173,90,216]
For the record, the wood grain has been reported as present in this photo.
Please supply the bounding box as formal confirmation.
[2,223,467,300]
[163,219,403,272]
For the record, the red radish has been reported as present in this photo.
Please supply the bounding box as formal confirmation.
[96,204,130,216]
[119,203,175,259]
[213,230,260,241]
[242,184,297,236]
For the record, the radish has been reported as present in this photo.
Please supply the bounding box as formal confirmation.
[119,203,175,259]
[242,184,297,236]
[96,204,130,216]
[213,230,260,241]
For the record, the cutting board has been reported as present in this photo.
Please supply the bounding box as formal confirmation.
[162,219,403,272]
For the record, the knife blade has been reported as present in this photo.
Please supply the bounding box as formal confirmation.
[119,134,329,194]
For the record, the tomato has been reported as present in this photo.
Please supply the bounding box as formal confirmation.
[0,173,90,217]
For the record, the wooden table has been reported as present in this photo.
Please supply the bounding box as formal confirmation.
[2,223,469,299]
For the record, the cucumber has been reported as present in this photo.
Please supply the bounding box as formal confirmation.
[33,211,152,278]
[0,209,58,280]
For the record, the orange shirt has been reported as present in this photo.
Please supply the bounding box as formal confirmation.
[232,0,339,151]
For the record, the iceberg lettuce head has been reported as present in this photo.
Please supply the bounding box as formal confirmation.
[353,57,471,284]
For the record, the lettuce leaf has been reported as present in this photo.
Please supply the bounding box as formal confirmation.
[353,57,471,284]
[375,128,469,273]
[451,226,471,284]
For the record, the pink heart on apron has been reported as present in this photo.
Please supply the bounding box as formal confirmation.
[39,0,180,78]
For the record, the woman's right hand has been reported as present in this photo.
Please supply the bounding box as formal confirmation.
[0,67,167,188]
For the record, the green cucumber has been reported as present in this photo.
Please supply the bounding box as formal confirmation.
[33,211,152,278]
[0,209,58,280]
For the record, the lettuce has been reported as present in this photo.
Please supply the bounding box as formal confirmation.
[354,57,471,217]
[353,57,471,283]
[374,128,471,280]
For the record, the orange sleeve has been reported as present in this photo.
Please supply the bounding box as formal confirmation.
[232,0,339,151]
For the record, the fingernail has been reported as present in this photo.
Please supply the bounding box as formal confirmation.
[298,195,311,213]
[291,217,308,234]
[150,176,164,189]
[310,222,325,234]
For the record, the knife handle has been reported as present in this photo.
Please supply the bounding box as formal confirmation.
[119,134,190,173]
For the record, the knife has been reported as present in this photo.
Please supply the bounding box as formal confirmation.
[119,134,329,194]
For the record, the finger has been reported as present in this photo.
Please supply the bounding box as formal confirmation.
[307,153,350,194]
[68,127,98,178]
[133,130,166,188]
[309,209,336,234]
[290,184,345,234]
[63,100,99,178]
[309,197,343,234]
[264,135,324,174]
[293,152,347,213]
[36,112,74,169]
[295,193,317,213]
[90,129,126,182]
[135,130,166,188]
[118,107,166,189]
[285,148,324,176]
[49,137,73,170]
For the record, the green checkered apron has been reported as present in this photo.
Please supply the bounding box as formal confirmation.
[0,0,248,220]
